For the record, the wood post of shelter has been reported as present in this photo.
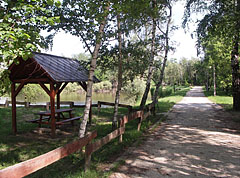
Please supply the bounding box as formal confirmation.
[11,82,25,135]
[9,53,99,137]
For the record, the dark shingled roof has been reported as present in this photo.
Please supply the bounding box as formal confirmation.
[9,52,99,83]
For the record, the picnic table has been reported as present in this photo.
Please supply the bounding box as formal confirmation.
[27,108,81,127]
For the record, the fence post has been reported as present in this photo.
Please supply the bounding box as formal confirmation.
[5,99,9,108]
[97,101,101,115]
[137,111,144,131]
[46,102,50,111]
[26,102,30,108]
[85,145,92,171]
[118,118,124,143]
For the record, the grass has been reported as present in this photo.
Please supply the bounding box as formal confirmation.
[0,86,190,178]
[204,88,233,111]
[155,87,191,113]
[204,88,240,123]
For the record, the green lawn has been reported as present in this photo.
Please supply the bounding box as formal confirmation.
[0,86,190,178]
[204,89,233,111]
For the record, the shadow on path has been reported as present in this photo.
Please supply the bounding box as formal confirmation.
[110,86,240,178]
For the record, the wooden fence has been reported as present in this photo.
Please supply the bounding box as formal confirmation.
[97,101,132,113]
[0,102,155,176]
[0,131,97,178]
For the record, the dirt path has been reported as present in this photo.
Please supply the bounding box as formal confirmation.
[110,86,240,178]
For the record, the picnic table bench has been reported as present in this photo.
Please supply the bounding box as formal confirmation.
[27,108,81,127]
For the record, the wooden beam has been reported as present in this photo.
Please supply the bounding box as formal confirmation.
[58,82,68,94]
[86,127,124,156]
[57,93,60,110]
[50,82,56,137]
[13,82,25,98]
[11,83,17,135]
[0,131,97,178]
[38,82,50,96]
[78,82,87,92]
[13,78,50,83]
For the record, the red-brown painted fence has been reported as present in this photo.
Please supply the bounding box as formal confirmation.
[0,131,97,178]
[0,102,156,175]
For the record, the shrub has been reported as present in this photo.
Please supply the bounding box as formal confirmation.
[93,81,112,92]
[122,78,145,104]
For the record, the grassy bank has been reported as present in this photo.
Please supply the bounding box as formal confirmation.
[204,88,240,123]
[0,86,190,178]
[204,88,233,111]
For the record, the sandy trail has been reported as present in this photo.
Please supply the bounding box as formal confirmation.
[110,86,240,178]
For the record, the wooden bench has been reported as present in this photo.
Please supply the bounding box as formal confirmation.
[56,116,82,125]
[26,116,50,123]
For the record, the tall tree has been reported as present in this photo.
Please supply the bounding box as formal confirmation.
[153,0,173,104]
[112,12,123,129]
[79,1,110,138]
[184,0,240,110]
[140,0,157,109]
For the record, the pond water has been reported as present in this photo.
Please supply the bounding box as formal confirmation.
[16,92,133,105]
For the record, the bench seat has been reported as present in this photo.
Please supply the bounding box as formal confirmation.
[26,116,50,123]
[56,116,82,125]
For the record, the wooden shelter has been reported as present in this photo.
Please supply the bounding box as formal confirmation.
[9,52,99,136]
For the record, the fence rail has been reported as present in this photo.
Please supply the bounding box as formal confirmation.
[0,131,97,178]
[97,101,132,113]
[0,102,156,176]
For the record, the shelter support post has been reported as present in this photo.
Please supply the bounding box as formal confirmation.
[50,82,56,137]
[57,93,60,110]
[11,83,17,135]
[11,82,25,135]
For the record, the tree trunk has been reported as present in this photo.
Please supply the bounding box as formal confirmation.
[79,3,110,138]
[231,37,240,110]
[206,70,209,91]
[231,0,240,111]
[152,3,172,105]
[140,0,156,109]
[112,13,123,130]
[213,64,216,96]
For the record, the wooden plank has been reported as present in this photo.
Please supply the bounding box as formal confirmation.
[86,127,125,156]
[56,116,82,125]
[58,82,68,94]
[11,83,17,134]
[128,111,144,122]
[13,82,25,98]
[39,82,50,96]
[119,111,144,127]
[0,131,97,178]
[73,104,98,108]
[50,82,56,137]
[13,78,50,83]
[98,101,132,109]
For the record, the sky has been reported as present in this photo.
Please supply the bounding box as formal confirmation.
[43,1,198,60]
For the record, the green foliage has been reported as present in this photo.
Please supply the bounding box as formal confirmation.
[161,57,202,86]
[63,83,84,93]
[0,0,60,63]
[0,0,60,94]
[122,78,146,104]
[19,84,48,102]
[93,81,112,92]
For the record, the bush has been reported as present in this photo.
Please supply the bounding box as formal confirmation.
[93,81,112,92]
[151,85,174,98]
[122,78,145,104]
